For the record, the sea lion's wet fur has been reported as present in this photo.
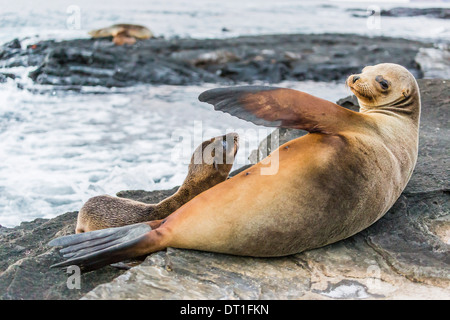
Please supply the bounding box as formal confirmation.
[76,133,239,233]
[50,63,421,270]
[162,63,420,256]
[88,24,153,46]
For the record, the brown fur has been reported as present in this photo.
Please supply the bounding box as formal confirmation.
[112,32,137,46]
[76,133,239,233]
[138,63,420,257]
[51,63,421,270]
[88,24,153,46]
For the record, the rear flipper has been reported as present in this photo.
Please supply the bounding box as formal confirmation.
[48,223,152,272]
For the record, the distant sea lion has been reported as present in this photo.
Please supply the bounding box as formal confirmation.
[49,63,421,271]
[88,24,153,46]
[76,132,239,233]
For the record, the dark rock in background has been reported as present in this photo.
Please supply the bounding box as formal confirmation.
[0,79,447,300]
[0,34,433,89]
[381,7,450,19]
[348,7,450,19]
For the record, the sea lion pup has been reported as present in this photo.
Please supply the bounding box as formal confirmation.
[75,132,239,233]
[49,63,420,271]
[88,24,153,45]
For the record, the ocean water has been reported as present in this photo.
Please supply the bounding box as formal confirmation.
[0,0,449,226]
[0,0,449,45]
[0,74,350,226]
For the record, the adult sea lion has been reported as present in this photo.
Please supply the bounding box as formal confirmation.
[49,63,420,271]
[76,132,239,233]
[88,24,153,46]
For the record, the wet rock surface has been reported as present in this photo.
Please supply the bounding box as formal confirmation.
[415,47,450,79]
[0,79,447,300]
[0,33,433,89]
[0,211,126,299]
[381,7,450,19]
[348,7,450,19]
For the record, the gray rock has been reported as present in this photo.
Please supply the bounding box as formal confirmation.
[415,47,450,79]
[248,128,306,164]
[83,248,311,300]
[381,7,450,19]
[0,34,433,89]
[348,7,450,19]
[0,79,448,300]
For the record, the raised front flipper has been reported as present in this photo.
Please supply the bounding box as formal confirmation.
[199,86,361,134]
[48,223,153,272]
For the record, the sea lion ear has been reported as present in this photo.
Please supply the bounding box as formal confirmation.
[402,88,410,98]
[199,86,361,134]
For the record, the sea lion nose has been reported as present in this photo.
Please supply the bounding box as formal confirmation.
[352,75,360,84]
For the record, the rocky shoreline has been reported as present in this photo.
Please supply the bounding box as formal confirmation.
[349,7,450,20]
[1,32,447,90]
[0,79,448,300]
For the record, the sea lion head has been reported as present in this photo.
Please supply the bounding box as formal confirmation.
[88,27,117,38]
[185,133,239,189]
[346,63,419,115]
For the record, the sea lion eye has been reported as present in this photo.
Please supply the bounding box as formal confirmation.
[379,80,389,90]
[375,75,389,90]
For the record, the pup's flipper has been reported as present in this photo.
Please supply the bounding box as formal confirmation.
[199,86,361,134]
[48,223,152,272]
